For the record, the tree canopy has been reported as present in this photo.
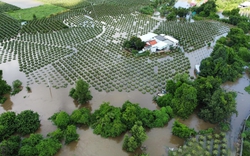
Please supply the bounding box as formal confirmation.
[15,110,40,136]
[0,73,11,103]
[69,79,92,104]
[123,121,147,152]
[0,111,17,141]
[123,36,145,51]
[199,44,244,82]
[49,111,70,129]
[172,120,197,139]
[91,102,127,137]
[198,89,238,124]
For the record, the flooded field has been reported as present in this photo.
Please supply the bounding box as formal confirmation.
[0,1,248,155]
[0,59,219,156]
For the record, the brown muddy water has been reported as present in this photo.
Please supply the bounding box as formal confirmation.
[0,60,218,156]
[222,73,250,156]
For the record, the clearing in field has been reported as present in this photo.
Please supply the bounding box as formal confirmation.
[7,4,67,20]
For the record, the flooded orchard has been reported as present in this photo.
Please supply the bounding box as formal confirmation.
[1,59,220,156]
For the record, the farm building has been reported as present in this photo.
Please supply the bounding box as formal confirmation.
[139,33,179,53]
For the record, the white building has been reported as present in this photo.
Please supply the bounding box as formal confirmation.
[139,33,179,53]
[239,1,250,8]
[164,35,179,47]
[139,33,158,42]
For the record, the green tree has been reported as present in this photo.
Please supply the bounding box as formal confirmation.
[18,134,43,156]
[91,102,127,137]
[121,101,141,130]
[140,6,154,15]
[151,107,170,127]
[200,44,244,82]
[0,75,11,103]
[198,89,238,124]
[65,125,79,144]
[36,138,62,156]
[0,135,21,156]
[166,12,176,21]
[172,120,197,138]
[123,135,138,152]
[47,129,64,141]
[194,76,222,106]
[156,93,173,107]
[123,121,147,152]
[16,110,40,135]
[69,79,92,104]
[171,83,197,119]
[237,22,250,34]
[238,47,250,62]
[131,121,147,144]
[49,111,70,129]
[138,108,154,128]
[0,111,17,141]
[70,107,91,126]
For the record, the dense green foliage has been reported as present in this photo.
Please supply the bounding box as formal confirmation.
[0,1,20,13]
[91,102,127,137]
[172,121,197,139]
[91,101,173,138]
[123,36,146,52]
[123,121,147,152]
[192,0,218,19]
[70,107,91,125]
[49,111,71,129]
[171,83,197,119]
[11,79,22,95]
[157,74,197,119]
[0,74,11,104]
[47,129,64,141]
[36,138,62,156]
[16,110,40,135]
[140,6,154,15]
[242,119,250,156]
[0,135,21,156]
[18,134,43,156]
[69,79,92,104]
[65,125,79,144]
[198,89,237,124]
[0,112,16,141]
[0,110,40,139]
[200,43,244,83]
[194,76,222,106]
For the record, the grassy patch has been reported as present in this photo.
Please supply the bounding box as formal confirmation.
[7,4,67,21]
[244,85,250,94]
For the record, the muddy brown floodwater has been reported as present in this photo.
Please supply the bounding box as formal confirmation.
[0,60,219,156]
[222,73,250,156]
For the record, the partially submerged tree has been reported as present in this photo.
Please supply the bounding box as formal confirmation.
[198,89,237,124]
[49,111,70,129]
[15,110,40,136]
[123,121,147,152]
[69,79,92,104]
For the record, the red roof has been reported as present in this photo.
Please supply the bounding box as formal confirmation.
[148,40,157,46]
